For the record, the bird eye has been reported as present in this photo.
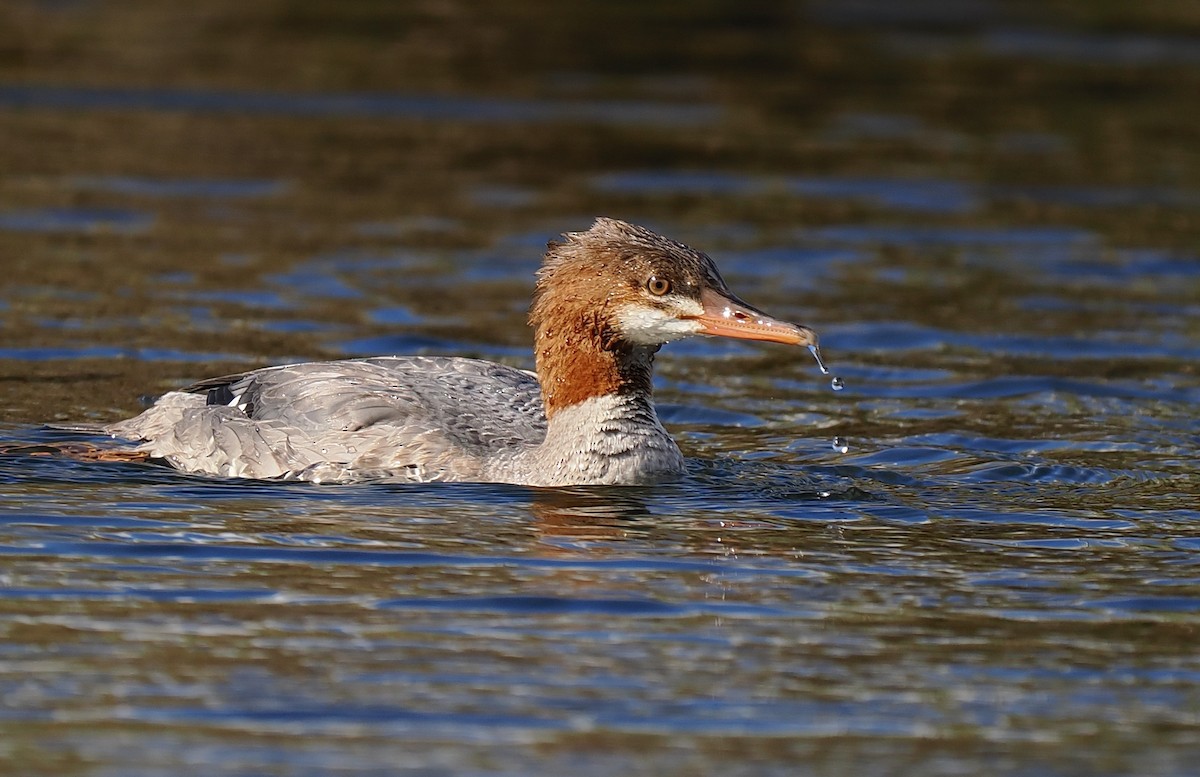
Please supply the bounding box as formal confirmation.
[646,276,671,296]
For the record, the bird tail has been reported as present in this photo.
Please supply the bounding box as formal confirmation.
[43,421,109,433]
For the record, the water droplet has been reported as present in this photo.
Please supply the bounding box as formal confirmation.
[806,344,830,375]
[832,436,849,453]
[831,376,845,391]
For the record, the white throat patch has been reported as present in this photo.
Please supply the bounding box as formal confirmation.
[614,301,704,346]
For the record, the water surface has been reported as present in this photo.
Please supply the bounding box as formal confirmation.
[1,1,1198,775]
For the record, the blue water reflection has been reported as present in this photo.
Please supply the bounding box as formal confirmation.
[0,207,153,233]
[0,85,720,126]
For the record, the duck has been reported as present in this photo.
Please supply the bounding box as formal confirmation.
[98,218,822,486]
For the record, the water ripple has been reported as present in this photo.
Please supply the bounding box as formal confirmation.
[0,85,720,126]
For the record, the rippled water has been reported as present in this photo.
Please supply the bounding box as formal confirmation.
[2,2,1199,775]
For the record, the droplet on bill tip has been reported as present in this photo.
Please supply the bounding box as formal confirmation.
[807,344,845,392]
[807,344,830,375]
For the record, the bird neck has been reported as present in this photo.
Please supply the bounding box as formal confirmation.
[533,319,657,420]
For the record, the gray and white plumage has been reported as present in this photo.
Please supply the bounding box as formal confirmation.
[106,357,552,483]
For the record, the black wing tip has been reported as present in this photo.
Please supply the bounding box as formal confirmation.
[205,385,237,406]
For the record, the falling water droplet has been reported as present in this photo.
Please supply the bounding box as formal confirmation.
[807,343,845,393]
[832,436,849,454]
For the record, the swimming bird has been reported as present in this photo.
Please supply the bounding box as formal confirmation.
[99,218,821,486]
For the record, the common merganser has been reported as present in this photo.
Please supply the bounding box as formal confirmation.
[99,218,821,486]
